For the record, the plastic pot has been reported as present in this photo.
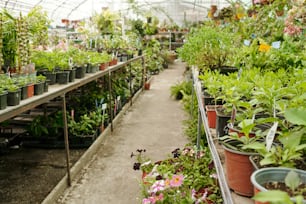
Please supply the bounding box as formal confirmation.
[216,108,231,138]
[34,82,45,95]
[75,66,86,78]
[7,89,21,106]
[222,140,258,196]
[251,167,306,204]
[0,91,8,110]
[56,71,70,84]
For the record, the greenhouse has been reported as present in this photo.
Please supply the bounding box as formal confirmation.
[0,0,305,203]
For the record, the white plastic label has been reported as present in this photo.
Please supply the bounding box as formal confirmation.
[266,122,278,151]
[102,103,107,110]
[244,40,251,46]
[272,41,281,49]
[251,113,256,123]
[117,96,120,101]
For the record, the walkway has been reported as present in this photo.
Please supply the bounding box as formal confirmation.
[57,61,189,204]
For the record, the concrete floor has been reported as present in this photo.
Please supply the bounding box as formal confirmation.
[57,61,189,204]
[56,61,253,204]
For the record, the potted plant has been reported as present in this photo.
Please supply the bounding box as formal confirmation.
[220,119,264,196]
[132,147,223,203]
[6,84,21,106]
[34,75,46,95]
[0,87,8,110]
[251,168,306,204]
[245,108,306,170]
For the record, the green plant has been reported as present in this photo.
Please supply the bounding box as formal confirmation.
[244,108,306,168]
[36,75,46,83]
[253,190,304,204]
[170,81,192,100]
[220,119,264,152]
[136,147,223,204]
[252,170,305,204]
[27,115,49,137]
[24,6,50,48]
[178,25,238,71]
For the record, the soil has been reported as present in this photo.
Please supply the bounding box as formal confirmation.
[0,146,85,204]
[264,182,306,199]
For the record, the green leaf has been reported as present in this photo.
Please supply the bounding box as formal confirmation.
[285,170,300,192]
[284,108,306,126]
[252,190,293,203]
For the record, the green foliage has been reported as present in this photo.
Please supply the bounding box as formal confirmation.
[139,147,223,204]
[252,190,303,204]
[170,81,192,100]
[24,6,50,47]
[177,25,238,71]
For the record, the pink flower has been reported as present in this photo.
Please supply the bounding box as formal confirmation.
[170,174,184,187]
[150,180,165,193]
[142,198,153,204]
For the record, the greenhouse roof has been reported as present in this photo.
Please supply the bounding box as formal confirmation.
[0,0,252,25]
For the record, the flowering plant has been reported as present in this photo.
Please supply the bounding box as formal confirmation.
[284,1,305,38]
[133,146,223,204]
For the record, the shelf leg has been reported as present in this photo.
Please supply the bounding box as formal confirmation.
[62,94,71,186]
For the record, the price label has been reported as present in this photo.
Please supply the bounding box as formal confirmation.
[266,122,278,151]
[244,40,251,46]
[117,96,121,101]
[272,41,281,49]
[102,103,107,110]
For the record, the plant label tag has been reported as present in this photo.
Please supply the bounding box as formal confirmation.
[102,103,107,110]
[266,122,278,151]
[251,113,256,123]
[244,40,251,46]
[71,109,74,120]
[230,106,237,125]
[237,68,242,80]
[272,41,281,49]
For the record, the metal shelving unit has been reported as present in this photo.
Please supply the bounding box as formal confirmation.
[191,67,234,204]
[0,56,145,185]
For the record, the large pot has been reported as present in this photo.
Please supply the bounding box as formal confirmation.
[251,167,306,204]
[222,140,258,196]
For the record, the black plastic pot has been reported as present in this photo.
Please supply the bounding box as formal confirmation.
[216,109,231,138]
[44,80,50,92]
[34,82,45,95]
[44,72,57,85]
[7,89,21,106]
[56,71,70,84]
[86,64,98,73]
[75,66,86,78]
[0,91,8,110]
[66,68,76,82]
[21,86,28,100]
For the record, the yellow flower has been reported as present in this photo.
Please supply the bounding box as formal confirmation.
[259,44,271,52]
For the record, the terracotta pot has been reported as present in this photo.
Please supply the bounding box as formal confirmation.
[205,105,222,128]
[27,84,34,98]
[222,141,257,197]
[144,82,150,90]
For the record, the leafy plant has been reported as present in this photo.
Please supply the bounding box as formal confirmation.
[133,147,222,203]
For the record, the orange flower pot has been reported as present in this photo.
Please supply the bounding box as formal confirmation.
[205,105,222,128]
[223,141,257,197]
